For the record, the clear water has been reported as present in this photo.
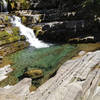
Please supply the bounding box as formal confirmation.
[11,16,50,48]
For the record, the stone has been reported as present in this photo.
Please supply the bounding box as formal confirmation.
[0,51,100,100]
[25,69,43,79]
[27,50,100,100]
[0,56,3,63]
[0,65,13,82]
[78,51,86,56]
[0,78,32,100]
[0,41,29,56]
[93,86,100,100]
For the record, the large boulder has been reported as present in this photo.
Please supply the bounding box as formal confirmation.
[0,78,31,100]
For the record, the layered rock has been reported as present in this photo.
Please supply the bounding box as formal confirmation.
[9,0,100,43]
[0,50,100,100]
[0,78,31,100]
[0,14,29,55]
[0,65,13,82]
[0,14,29,68]
[27,50,100,100]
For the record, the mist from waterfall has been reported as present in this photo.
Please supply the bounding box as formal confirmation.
[2,0,8,12]
[11,16,50,48]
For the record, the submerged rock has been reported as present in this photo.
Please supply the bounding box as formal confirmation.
[25,69,43,79]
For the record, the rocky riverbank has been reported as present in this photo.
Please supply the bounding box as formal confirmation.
[0,50,100,100]
[0,0,100,100]
[0,14,29,67]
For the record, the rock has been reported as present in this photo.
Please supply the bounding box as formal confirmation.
[9,0,100,43]
[0,56,3,63]
[32,20,87,43]
[0,41,29,56]
[0,78,32,100]
[25,69,43,79]
[0,65,13,82]
[0,50,100,100]
[93,86,100,100]
[27,50,100,100]
[78,51,86,56]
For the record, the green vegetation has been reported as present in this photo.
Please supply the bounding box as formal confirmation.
[0,27,23,45]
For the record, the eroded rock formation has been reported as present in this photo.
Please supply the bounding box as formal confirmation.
[0,50,100,100]
[27,50,100,100]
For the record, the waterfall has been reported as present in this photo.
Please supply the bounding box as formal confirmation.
[11,16,50,48]
[2,0,7,12]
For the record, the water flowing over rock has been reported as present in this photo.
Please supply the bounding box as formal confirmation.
[11,16,50,48]
[0,0,8,12]
[2,0,8,12]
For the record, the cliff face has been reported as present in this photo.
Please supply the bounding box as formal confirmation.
[6,0,100,43]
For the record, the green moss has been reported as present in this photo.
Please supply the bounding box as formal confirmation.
[0,35,21,46]
[0,73,18,87]
[10,2,15,9]
[12,27,19,35]
[22,16,27,23]
[4,16,9,22]
[0,31,9,38]
[33,26,44,36]
[0,26,21,45]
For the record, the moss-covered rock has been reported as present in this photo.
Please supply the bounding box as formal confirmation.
[0,41,29,56]
[25,69,43,79]
[33,26,44,36]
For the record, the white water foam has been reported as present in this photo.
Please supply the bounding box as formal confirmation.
[2,0,8,12]
[11,16,50,48]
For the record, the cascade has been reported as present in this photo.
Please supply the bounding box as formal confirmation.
[11,16,50,48]
[2,0,7,12]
